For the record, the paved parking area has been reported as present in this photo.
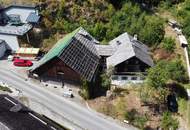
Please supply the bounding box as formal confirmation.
[0,58,85,106]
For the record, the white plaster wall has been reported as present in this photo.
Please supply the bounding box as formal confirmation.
[0,34,19,52]
[111,75,144,86]
[5,8,36,23]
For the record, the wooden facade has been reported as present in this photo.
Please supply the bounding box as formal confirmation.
[115,56,149,74]
[33,57,81,84]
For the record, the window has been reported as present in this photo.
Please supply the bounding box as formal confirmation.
[131,77,137,80]
[135,60,139,64]
[140,77,145,80]
[121,76,128,80]
[112,76,118,80]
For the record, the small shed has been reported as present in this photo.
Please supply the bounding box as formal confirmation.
[179,35,188,48]
[16,47,40,58]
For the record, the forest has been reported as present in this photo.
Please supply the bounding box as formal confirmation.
[40,0,165,47]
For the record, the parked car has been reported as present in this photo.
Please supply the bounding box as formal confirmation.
[167,94,178,113]
[13,59,33,67]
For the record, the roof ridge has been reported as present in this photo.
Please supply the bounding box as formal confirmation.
[30,27,82,72]
[57,27,82,56]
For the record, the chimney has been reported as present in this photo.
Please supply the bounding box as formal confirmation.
[133,34,138,41]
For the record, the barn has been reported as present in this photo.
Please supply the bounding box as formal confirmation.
[30,27,100,84]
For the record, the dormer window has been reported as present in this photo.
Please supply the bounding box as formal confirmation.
[116,40,122,46]
[85,35,92,41]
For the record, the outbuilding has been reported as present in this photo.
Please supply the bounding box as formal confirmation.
[15,47,40,58]
[30,27,100,84]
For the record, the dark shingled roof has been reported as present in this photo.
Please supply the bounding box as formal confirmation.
[30,27,100,81]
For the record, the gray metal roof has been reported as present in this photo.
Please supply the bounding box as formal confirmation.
[0,23,32,35]
[107,33,154,67]
[26,12,40,23]
[95,44,115,56]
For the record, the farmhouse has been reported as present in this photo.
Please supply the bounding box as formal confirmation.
[0,4,40,58]
[96,33,154,86]
[30,27,153,86]
[30,27,100,84]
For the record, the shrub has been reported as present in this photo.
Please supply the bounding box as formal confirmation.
[0,85,12,93]
[161,112,179,130]
[125,109,138,123]
[162,37,175,52]
[100,66,114,90]
[125,109,148,129]
[147,59,187,89]
[79,80,90,100]
[100,73,111,90]
[166,59,187,82]
[147,61,169,88]
[133,115,148,129]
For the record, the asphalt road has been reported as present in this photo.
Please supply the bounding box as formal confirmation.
[0,69,137,130]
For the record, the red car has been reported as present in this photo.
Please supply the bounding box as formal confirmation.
[13,59,33,67]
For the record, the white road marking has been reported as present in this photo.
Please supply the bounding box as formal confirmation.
[29,112,47,125]
[4,97,17,105]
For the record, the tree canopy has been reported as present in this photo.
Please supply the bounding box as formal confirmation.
[40,0,165,46]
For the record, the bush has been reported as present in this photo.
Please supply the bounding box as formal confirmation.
[147,61,169,88]
[125,109,148,129]
[100,73,111,90]
[0,85,12,93]
[162,37,175,52]
[147,59,187,89]
[79,80,90,100]
[140,16,165,46]
[166,59,187,82]
[133,115,148,129]
[161,112,179,130]
[125,109,138,122]
[100,66,114,90]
